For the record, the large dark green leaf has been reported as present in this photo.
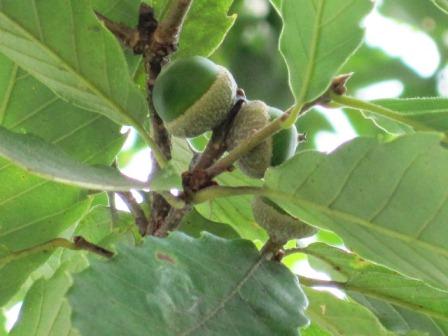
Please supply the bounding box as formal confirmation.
[277,0,373,106]
[69,233,308,335]
[304,243,448,329]
[264,133,448,290]
[0,0,147,126]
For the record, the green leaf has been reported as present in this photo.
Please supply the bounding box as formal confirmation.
[432,0,448,14]
[360,98,448,135]
[10,261,84,336]
[304,243,448,327]
[277,0,373,106]
[304,288,394,336]
[0,312,6,336]
[179,208,240,239]
[174,0,236,59]
[0,52,122,305]
[264,133,448,290]
[69,233,308,335]
[196,170,267,241]
[352,294,448,336]
[147,0,235,59]
[0,0,147,126]
[0,127,148,191]
[0,200,90,307]
[301,324,331,336]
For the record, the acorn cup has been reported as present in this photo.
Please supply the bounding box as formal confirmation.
[252,196,317,244]
[153,56,238,138]
[226,100,298,178]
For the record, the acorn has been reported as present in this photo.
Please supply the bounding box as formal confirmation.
[226,100,298,178]
[252,196,317,243]
[153,56,238,138]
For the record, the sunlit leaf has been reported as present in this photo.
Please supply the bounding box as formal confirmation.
[265,133,448,290]
[277,0,373,106]
[0,0,147,126]
[304,288,393,336]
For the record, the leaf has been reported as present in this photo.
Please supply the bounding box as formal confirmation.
[304,243,448,327]
[69,232,308,335]
[195,169,267,241]
[179,208,240,239]
[0,312,6,336]
[9,206,135,336]
[0,0,147,126]
[0,127,149,191]
[264,133,448,290]
[147,0,235,59]
[352,294,448,336]
[360,98,448,135]
[0,53,123,305]
[10,262,84,336]
[0,200,90,307]
[277,0,373,106]
[174,0,236,59]
[432,0,448,14]
[304,288,394,336]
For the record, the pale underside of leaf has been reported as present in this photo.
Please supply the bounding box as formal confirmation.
[278,0,373,106]
[0,126,148,191]
[265,133,448,290]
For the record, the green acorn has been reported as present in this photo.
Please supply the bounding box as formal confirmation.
[226,100,298,178]
[153,56,237,138]
[252,196,317,243]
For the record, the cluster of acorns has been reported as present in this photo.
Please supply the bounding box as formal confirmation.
[153,56,316,243]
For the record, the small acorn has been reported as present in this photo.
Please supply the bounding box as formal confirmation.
[226,100,298,178]
[252,196,317,243]
[153,56,237,138]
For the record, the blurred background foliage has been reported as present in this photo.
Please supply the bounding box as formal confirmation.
[209,0,448,151]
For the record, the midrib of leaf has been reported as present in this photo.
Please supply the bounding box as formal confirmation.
[180,256,265,336]
[264,189,448,258]
[304,250,448,321]
[0,63,18,125]
[347,285,448,322]
[295,0,324,106]
[0,11,140,128]
[0,127,120,207]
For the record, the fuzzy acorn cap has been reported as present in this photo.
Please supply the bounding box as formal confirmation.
[252,196,317,243]
[226,101,298,178]
[153,56,237,138]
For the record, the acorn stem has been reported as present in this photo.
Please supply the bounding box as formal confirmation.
[205,112,289,178]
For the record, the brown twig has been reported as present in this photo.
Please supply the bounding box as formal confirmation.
[192,92,246,171]
[142,1,193,235]
[73,236,114,258]
[116,191,149,236]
